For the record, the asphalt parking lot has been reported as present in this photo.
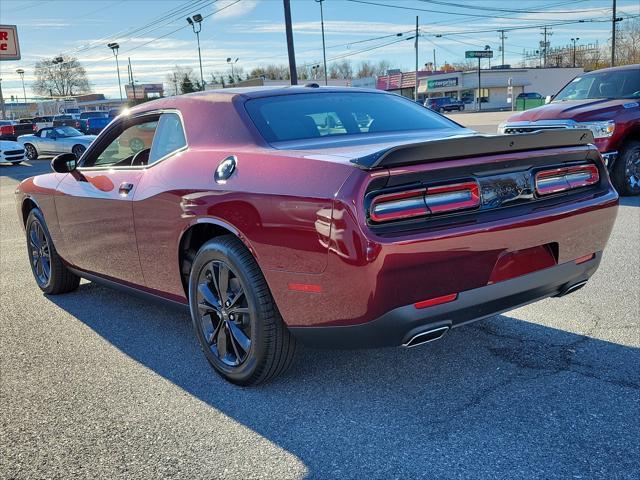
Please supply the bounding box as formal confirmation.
[1,143,639,479]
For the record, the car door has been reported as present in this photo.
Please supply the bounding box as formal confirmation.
[54,113,160,286]
[38,129,56,153]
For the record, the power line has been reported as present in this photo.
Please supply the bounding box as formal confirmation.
[416,0,610,15]
[345,0,609,22]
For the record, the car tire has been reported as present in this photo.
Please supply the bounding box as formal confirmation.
[72,145,86,159]
[612,140,640,196]
[25,209,80,295]
[24,143,38,160]
[188,235,296,386]
[460,105,465,111]
[11,161,23,166]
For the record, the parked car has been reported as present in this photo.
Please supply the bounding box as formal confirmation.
[15,87,618,386]
[499,64,640,195]
[517,92,543,100]
[0,120,36,141]
[78,111,111,134]
[425,96,465,112]
[33,116,54,131]
[17,126,96,160]
[0,139,26,165]
[53,114,82,130]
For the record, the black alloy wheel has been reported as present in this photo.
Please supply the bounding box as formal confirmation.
[196,259,253,367]
[25,209,80,294]
[189,235,296,386]
[28,219,51,287]
[613,140,640,196]
[24,144,38,160]
[72,145,86,159]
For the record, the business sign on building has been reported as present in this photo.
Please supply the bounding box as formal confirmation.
[426,77,458,90]
[465,50,493,59]
[0,25,20,61]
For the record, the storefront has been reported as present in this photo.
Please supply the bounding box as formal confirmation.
[415,67,583,110]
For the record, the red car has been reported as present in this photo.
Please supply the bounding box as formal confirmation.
[500,64,640,196]
[15,87,618,385]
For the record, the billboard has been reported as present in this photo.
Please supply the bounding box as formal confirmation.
[0,25,20,61]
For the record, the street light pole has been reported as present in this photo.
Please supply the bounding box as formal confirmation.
[187,14,205,91]
[571,38,580,67]
[315,0,328,86]
[107,43,123,102]
[226,58,239,83]
[16,69,27,103]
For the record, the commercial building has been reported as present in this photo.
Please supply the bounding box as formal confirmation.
[377,67,584,110]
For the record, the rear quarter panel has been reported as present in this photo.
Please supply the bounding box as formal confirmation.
[132,147,354,300]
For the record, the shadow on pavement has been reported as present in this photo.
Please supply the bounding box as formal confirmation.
[619,196,640,207]
[47,281,640,479]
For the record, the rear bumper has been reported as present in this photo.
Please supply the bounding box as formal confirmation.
[290,253,601,348]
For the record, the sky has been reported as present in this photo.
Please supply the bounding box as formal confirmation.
[1,0,639,100]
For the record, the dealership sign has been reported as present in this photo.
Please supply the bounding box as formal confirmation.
[427,77,458,90]
[0,25,20,61]
[465,50,493,59]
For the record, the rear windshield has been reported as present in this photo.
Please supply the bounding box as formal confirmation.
[245,92,460,143]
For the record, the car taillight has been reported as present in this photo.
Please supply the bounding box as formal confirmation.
[370,188,429,223]
[0,125,15,135]
[369,181,480,223]
[535,164,599,196]
[425,181,480,214]
[32,124,37,132]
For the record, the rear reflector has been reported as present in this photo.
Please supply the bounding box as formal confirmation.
[574,253,595,265]
[288,283,322,293]
[369,181,479,223]
[535,164,599,196]
[414,293,458,309]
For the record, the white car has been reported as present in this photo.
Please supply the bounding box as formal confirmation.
[0,139,26,165]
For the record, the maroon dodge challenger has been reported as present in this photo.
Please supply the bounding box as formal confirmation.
[15,87,618,385]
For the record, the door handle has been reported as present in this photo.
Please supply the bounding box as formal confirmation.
[118,182,134,196]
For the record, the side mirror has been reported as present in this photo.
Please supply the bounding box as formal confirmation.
[545,95,552,104]
[51,153,78,173]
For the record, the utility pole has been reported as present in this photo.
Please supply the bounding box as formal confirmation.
[611,0,617,67]
[315,0,328,86]
[499,30,506,67]
[283,0,298,85]
[477,57,481,111]
[571,38,580,68]
[0,79,6,119]
[433,48,436,71]
[540,26,552,67]
[128,57,136,101]
[414,16,419,101]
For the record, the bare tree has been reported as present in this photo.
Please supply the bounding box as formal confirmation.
[32,55,91,97]
[356,61,376,78]
[165,66,201,95]
[329,60,353,79]
[616,18,640,65]
[249,64,290,80]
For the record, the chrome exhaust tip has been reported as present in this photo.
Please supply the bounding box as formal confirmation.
[557,280,588,297]
[402,326,450,348]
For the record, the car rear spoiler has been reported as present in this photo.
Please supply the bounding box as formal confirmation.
[350,129,595,170]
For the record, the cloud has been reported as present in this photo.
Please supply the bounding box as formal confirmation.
[212,0,259,20]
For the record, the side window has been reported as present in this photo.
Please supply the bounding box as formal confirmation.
[40,130,48,138]
[84,116,159,168]
[148,113,187,164]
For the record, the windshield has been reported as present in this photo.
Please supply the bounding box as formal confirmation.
[554,68,640,101]
[53,126,82,137]
[245,92,460,143]
[80,112,107,119]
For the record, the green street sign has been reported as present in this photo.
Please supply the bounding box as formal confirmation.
[465,50,493,59]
